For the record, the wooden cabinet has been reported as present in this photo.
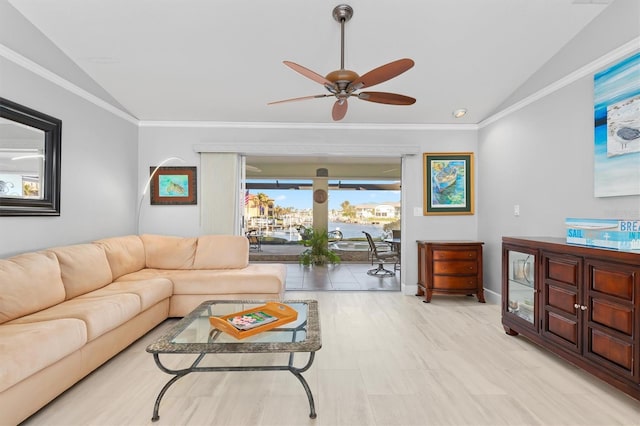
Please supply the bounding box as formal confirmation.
[416,240,485,303]
[502,237,640,401]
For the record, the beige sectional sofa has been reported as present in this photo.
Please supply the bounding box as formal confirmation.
[0,234,286,425]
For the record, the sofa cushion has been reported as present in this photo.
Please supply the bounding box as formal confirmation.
[141,234,197,270]
[166,264,287,296]
[76,278,173,311]
[47,244,113,300]
[114,268,170,282]
[0,319,87,393]
[94,235,146,279]
[193,235,249,269]
[9,294,140,341]
[0,252,66,324]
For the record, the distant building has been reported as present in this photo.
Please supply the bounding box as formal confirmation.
[354,202,400,219]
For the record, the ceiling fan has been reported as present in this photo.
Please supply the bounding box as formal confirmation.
[269,4,416,121]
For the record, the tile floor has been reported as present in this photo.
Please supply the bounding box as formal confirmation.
[283,262,401,291]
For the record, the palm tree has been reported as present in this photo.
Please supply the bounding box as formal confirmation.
[256,192,270,217]
[340,200,356,219]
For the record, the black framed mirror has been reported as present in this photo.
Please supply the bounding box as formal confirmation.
[0,98,61,216]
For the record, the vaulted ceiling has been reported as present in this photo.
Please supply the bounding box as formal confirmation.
[8,0,611,125]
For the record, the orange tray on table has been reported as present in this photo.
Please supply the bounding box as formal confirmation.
[209,302,298,339]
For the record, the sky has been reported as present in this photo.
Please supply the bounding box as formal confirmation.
[247,180,400,210]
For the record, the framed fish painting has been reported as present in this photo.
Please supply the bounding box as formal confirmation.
[423,152,474,215]
[149,166,197,205]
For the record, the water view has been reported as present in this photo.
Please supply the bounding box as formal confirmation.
[264,221,387,243]
[328,221,385,239]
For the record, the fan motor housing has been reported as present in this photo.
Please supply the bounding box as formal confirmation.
[326,69,359,85]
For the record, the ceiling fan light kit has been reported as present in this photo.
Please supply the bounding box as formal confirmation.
[269,4,416,121]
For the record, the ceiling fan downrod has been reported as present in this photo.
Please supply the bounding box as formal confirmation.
[332,4,353,70]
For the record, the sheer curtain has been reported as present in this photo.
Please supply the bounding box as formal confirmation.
[200,153,242,235]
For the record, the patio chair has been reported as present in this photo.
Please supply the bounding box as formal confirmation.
[328,229,343,242]
[363,231,398,277]
[246,231,262,252]
[390,229,401,270]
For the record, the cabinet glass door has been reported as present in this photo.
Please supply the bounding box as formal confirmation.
[507,250,535,324]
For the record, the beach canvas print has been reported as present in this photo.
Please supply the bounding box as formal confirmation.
[593,52,640,197]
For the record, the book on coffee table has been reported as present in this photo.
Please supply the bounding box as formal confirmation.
[209,302,298,339]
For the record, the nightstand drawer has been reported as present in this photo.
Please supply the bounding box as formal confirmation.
[433,275,478,290]
[433,249,478,261]
[434,260,478,275]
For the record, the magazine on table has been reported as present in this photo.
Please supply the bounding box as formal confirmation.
[227,310,278,330]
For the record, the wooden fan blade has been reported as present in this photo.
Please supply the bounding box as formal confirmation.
[268,94,331,105]
[348,58,414,91]
[332,99,348,121]
[357,92,416,105]
[283,61,333,86]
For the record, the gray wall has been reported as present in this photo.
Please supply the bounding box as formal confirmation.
[0,2,139,257]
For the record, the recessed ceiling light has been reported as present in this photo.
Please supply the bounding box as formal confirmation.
[453,108,467,118]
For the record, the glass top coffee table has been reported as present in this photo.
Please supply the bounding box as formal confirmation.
[146,299,321,421]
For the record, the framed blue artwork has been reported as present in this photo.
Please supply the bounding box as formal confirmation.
[423,152,474,215]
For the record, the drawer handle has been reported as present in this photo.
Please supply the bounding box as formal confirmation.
[574,303,580,309]
[580,305,588,311]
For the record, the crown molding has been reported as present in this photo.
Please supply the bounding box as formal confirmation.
[479,37,640,128]
[0,43,138,125]
[193,142,421,157]
[138,120,478,131]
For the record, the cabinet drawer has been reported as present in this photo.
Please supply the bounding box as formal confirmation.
[591,299,633,336]
[546,311,579,345]
[546,285,578,314]
[589,329,633,372]
[433,275,477,290]
[545,257,578,286]
[432,249,477,261]
[591,268,634,301]
[433,260,477,275]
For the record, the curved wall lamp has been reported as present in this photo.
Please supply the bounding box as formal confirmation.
[137,156,185,234]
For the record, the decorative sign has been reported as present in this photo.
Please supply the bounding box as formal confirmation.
[313,189,328,204]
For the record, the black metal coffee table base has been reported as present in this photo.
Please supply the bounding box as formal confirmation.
[151,345,317,421]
